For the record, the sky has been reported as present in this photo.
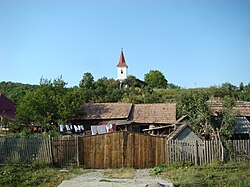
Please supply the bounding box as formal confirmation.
[0,0,249,88]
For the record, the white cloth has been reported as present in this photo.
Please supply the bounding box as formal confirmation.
[59,124,64,132]
[74,125,78,132]
[91,126,98,135]
[65,125,71,131]
[97,125,107,134]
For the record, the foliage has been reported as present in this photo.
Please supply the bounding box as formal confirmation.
[122,75,146,88]
[15,76,84,131]
[239,83,250,101]
[144,70,168,89]
[177,90,212,134]
[79,72,94,89]
[93,77,122,102]
[152,162,250,187]
[0,81,37,104]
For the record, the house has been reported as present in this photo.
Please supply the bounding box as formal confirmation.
[131,103,176,133]
[0,93,16,131]
[208,101,250,121]
[167,124,203,143]
[208,101,250,139]
[72,102,176,135]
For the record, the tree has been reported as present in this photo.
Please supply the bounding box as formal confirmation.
[122,75,146,88]
[239,82,244,91]
[210,96,238,162]
[144,70,168,89]
[79,72,94,89]
[177,90,212,134]
[15,77,84,132]
[239,83,250,101]
[93,77,122,102]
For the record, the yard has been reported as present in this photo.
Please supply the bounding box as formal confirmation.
[0,162,249,187]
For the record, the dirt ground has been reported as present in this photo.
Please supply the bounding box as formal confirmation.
[58,169,174,187]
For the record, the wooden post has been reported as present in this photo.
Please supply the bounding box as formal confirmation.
[194,140,199,165]
[48,135,53,164]
[76,136,79,167]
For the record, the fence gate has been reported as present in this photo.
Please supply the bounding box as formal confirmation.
[78,131,166,169]
[52,137,78,167]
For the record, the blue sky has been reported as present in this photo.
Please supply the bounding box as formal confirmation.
[0,0,249,88]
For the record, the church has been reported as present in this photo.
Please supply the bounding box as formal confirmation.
[116,49,128,82]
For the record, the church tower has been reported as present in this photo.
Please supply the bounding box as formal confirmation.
[117,49,128,81]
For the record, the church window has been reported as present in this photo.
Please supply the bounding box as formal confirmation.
[121,70,123,74]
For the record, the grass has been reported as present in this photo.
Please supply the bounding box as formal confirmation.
[1,162,249,187]
[151,162,250,187]
[0,163,87,187]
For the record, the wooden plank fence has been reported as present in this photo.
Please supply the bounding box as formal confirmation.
[167,140,250,165]
[0,137,52,165]
[79,131,165,168]
[52,136,79,167]
[0,132,249,168]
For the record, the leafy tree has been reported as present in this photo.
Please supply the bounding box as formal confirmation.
[210,96,238,162]
[15,77,84,132]
[144,70,168,89]
[79,72,94,89]
[122,75,146,88]
[177,90,212,134]
[93,77,122,102]
[239,82,244,91]
[239,83,250,101]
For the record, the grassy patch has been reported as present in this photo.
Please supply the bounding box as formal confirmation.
[103,168,135,179]
[0,164,87,187]
[151,162,250,187]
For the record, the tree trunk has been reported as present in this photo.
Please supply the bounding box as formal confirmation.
[216,128,225,162]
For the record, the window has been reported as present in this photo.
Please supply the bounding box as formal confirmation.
[121,70,123,74]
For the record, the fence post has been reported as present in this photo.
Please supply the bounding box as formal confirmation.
[194,140,199,165]
[48,135,53,164]
[76,136,79,167]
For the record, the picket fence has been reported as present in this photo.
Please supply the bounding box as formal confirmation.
[0,132,249,168]
[167,139,250,165]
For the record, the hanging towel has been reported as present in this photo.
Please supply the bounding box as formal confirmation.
[97,125,107,134]
[65,125,71,131]
[74,125,78,133]
[91,126,98,135]
[59,124,64,132]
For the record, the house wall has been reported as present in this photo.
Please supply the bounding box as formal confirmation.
[175,127,202,143]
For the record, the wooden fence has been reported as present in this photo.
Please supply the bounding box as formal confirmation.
[0,132,249,168]
[0,137,52,165]
[167,139,250,165]
[79,131,165,168]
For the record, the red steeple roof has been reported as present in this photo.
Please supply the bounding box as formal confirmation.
[117,49,128,67]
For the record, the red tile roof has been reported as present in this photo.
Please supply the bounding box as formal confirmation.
[79,103,176,124]
[117,50,128,67]
[81,103,132,120]
[132,103,176,124]
[208,101,250,117]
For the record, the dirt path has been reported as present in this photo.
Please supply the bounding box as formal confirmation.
[58,169,174,187]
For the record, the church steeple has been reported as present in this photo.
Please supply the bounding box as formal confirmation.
[116,49,128,81]
[117,49,128,68]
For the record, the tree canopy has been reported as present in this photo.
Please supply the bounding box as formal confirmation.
[144,70,168,89]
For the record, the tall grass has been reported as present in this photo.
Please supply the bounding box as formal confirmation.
[151,162,250,187]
